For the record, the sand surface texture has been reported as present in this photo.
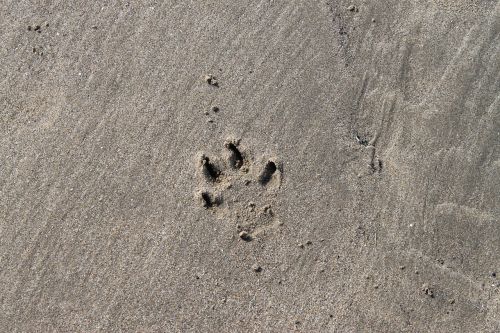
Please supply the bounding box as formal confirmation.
[1,1,499,332]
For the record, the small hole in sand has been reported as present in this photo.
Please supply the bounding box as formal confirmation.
[259,161,277,186]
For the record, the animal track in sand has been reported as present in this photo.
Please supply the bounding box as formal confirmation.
[195,138,283,239]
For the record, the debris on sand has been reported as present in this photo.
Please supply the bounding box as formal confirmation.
[204,74,219,87]
[422,283,434,298]
[28,25,43,32]
[252,264,262,272]
[347,5,359,12]
[262,204,273,215]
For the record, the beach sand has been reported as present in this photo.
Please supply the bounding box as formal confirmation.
[1,1,499,331]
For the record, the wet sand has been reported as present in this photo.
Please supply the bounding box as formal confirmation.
[1,1,499,332]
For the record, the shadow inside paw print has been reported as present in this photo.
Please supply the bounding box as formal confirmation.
[195,138,283,238]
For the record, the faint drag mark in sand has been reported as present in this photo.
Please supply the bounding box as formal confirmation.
[194,138,283,239]
[353,130,383,176]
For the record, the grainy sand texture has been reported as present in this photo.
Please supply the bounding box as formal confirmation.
[1,1,499,332]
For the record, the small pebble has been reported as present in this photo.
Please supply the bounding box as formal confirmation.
[372,18,376,23]
[27,25,32,31]
[207,118,214,123]
[211,106,219,112]
[298,243,304,249]
[252,264,262,272]
[306,240,312,245]
[399,265,406,270]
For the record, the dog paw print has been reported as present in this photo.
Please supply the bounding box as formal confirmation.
[195,138,283,239]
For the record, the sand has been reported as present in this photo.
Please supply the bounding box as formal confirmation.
[1,1,499,332]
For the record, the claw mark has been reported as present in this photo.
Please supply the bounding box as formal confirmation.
[259,160,277,186]
[198,191,220,208]
[224,139,244,169]
[200,155,220,182]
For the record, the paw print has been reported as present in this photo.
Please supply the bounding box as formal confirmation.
[195,138,283,239]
